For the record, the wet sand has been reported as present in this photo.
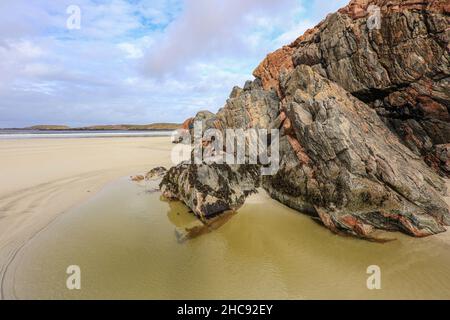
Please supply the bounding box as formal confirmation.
[5,178,450,300]
[0,137,173,298]
[0,137,449,299]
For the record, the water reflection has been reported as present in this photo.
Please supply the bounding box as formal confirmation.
[5,178,450,299]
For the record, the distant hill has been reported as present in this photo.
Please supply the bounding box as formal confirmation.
[27,125,71,130]
[21,123,181,131]
[81,123,181,130]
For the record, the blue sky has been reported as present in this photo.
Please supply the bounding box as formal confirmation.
[0,0,348,127]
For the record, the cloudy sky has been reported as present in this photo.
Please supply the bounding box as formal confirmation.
[0,0,348,128]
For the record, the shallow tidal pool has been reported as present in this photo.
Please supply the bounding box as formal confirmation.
[5,178,450,299]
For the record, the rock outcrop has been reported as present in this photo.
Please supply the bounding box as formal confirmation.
[160,0,450,240]
[145,167,167,180]
[186,80,280,135]
[160,163,260,221]
[254,0,450,175]
[160,81,279,232]
[264,65,448,239]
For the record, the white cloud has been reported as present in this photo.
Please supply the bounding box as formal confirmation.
[142,0,301,77]
[0,0,350,127]
[118,43,144,59]
[10,40,45,58]
[274,20,315,46]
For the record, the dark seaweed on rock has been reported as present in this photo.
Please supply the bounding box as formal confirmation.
[160,163,260,221]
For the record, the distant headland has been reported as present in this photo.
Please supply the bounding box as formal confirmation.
[2,123,182,131]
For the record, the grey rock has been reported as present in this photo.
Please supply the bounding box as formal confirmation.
[160,0,450,240]
[160,163,260,221]
[255,0,450,174]
[145,167,167,180]
[264,65,449,239]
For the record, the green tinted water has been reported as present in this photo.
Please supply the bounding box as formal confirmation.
[6,178,450,299]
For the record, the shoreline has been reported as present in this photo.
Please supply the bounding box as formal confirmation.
[0,130,174,141]
[0,136,173,297]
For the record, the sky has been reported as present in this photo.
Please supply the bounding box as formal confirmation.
[0,0,348,128]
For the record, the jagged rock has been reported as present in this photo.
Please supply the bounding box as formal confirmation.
[218,80,280,130]
[181,117,194,130]
[178,80,281,163]
[145,167,167,180]
[188,81,280,134]
[131,175,145,182]
[172,118,194,144]
[426,144,450,175]
[253,46,295,96]
[160,163,260,221]
[229,86,243,99]
[160,0,450,240]
[436,144,450,173]
[160,82,279,226]
[263,65,449,239]
[192,110,221,132]
[254,0,450,174]
[339,0,450,18]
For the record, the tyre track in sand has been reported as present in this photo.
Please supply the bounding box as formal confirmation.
[0,170,116,299]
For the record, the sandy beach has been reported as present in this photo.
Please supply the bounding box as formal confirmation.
[0,136,173,294]
[0,136,449,299]
[3,168,450,299]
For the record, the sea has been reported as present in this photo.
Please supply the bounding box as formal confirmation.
[0,129,174,139]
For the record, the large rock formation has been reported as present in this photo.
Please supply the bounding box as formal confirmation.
[254,0,450,175]
[264,65,448,239]
[160,0,450,240]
